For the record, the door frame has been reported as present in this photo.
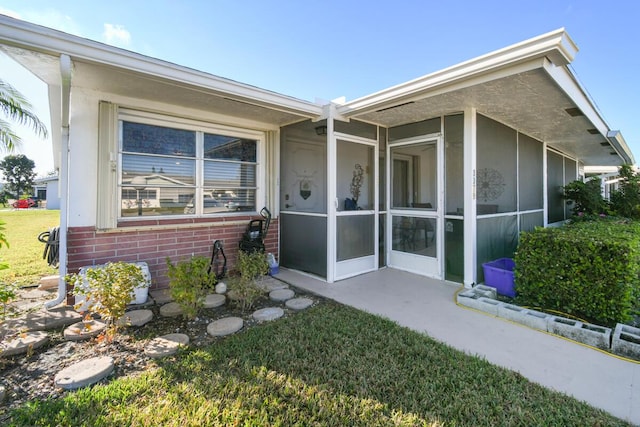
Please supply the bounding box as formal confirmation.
[329,131,379,282]
[386,134,444,278]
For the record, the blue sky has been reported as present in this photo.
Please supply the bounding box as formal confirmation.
[1,0,639,175]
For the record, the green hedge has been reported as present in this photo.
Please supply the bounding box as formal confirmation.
[514,220,640,326]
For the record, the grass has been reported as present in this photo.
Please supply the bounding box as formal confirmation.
[0,209,60,287]
[6,302,629,426]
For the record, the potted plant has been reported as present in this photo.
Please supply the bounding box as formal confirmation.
[66,261,146,341]
[345,163,364,210]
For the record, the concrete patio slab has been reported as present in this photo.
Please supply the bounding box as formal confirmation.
[276,267,640,425]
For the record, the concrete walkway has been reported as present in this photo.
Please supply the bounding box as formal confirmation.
[276,267,640,425]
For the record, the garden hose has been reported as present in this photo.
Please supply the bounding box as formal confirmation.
[453,286,640,365]
[37,226,60,268]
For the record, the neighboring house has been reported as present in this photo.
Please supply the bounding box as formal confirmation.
[0,16,634,306]
[32,175,60,209]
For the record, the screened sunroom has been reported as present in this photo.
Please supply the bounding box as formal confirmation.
[278,29,634,286]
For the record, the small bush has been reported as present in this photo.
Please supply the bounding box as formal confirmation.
[563,178,608,216]
[166,256,216,319]
[67,262,146,340]
[515,219,640,325]
[228,251,268,311]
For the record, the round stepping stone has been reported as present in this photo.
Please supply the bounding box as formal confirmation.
[54,356,114,390]
[117,309,154,327]
[144,333,189,359]
[64,320,107,341]
[269,288,295,302]
[159,302,183,317]
[253,307,284,322]
[207,317,243,337]
[258,280,289,292]
[0,331,49,357]
[203,294,226,309]
[285,297,313,311]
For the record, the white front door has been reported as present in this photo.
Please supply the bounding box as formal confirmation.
[387,136,443,278]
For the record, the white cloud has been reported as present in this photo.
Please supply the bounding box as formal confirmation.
[103,23,131,47]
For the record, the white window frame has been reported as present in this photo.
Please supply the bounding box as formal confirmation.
[117,109,266,221]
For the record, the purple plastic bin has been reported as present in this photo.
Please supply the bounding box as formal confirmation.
[482,258,516,298]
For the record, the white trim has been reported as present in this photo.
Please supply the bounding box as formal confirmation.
[338,29,576,116]
[326,112,336,283]
[463,108,477,287]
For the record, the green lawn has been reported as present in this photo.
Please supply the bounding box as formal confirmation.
[7,302,628,426]
[0,209,60,287]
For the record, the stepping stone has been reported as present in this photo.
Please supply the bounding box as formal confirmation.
[285,297,313,311]
[0,306,82,334]
[159,302,183,317]
[253,307,284,322]
[145,333,189,358]
[117,309,153,327]
[0,331,49,357]
[270,289,295,302]
[204,294,226,309]
[149,288,173,305]
[54,356,114,390]
[257,279,289,292]
[207,317,243,337]
[64,320,107,341]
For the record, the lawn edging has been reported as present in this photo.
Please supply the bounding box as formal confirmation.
[457,286,640,361]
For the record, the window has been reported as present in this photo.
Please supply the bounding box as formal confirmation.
[119,116,261,218]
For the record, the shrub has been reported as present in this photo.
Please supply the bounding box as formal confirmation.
[166,256,216,319]
[515,219,640,326]
[228,250,268,311]
[563,178,608,217]
[67,262,146,340]
[610,164,640,219]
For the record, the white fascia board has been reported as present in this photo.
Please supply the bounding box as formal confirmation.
[0,15,323,119]
[338,28,577,116]
[543,60,634,165]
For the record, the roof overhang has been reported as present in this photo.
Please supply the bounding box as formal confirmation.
[0,15,323,139]
[337,28,634,167]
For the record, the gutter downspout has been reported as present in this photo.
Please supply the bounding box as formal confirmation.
[45,54,71,309]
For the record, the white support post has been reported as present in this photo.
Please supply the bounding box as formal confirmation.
[463,108,477,288]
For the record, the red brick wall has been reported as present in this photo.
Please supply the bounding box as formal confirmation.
[67,215,279,292]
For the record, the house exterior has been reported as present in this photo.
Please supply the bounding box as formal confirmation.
[32,175,60,209]
[0,15,634,305]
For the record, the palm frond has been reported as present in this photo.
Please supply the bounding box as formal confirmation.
[0,79,48,140]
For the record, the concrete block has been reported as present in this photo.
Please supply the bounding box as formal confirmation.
[474,284,497,300]
[460,296,502,316]
[547,316,612,350]
[497,304,548,331]
[611,324,640,359]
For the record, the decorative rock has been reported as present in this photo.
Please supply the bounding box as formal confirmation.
[269,288,295,302]
[207,317,243,336]
[64,320,107,341]
[204,294,226,309]
[253,307,284,322]
[215,282,227,294]
[0,385,5,402]
[117,309,154,327]
[285,297,313,311]
[54,356,114,390]
[159,302,183,317]
[38,274,59,290]
[145,333,190,358]
[0,331,49,357]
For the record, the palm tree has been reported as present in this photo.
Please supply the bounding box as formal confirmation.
[0,79,48,152]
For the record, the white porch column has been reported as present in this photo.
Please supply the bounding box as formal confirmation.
[463,108,477,287]
[326,105,336,283]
